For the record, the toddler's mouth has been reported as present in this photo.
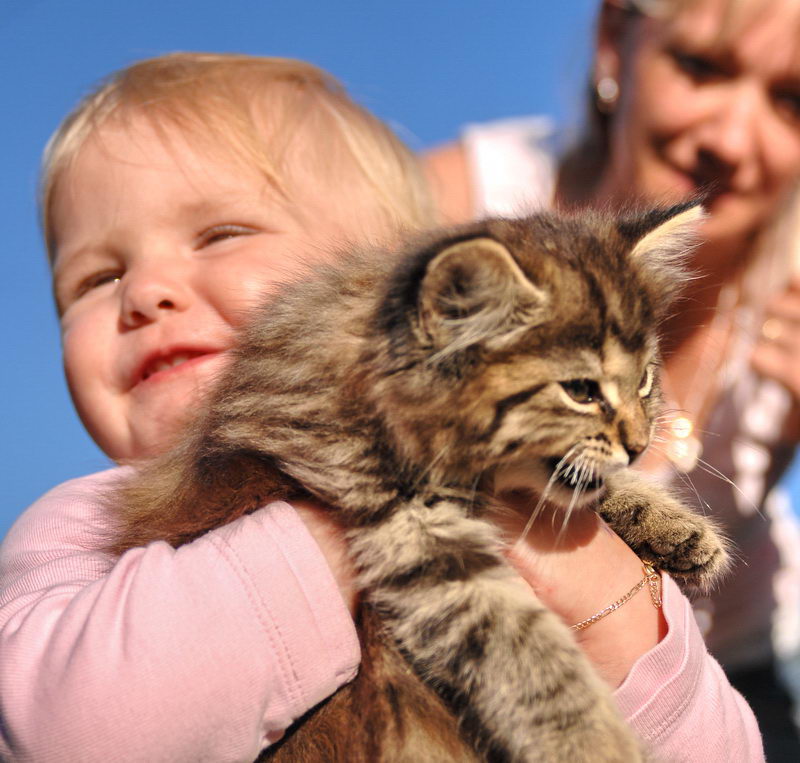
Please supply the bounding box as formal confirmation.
[136,349,220,385]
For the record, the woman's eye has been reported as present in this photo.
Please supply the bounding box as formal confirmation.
[199,224,255,247]
[672,50,723,82]
[560,379,601,405]
[639,365,655,398]
[774,88,800,124]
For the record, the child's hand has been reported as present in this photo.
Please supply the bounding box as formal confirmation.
[295,494,663,688]
[293,500,359,616]
[493,495,666,688]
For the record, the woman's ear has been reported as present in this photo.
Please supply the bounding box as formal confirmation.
[594,2,625,89]
[594,1,640,112]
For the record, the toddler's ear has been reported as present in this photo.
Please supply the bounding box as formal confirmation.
[416,237,548,353]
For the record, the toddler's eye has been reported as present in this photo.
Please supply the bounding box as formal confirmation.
[76,271,122,298]
[560,379,602,405]
[198,224,255,247]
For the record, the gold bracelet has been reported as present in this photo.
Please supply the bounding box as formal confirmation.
[570,562,662,632]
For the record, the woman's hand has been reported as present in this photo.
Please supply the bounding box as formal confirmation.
[493,494,667,689]
[752,277,800,439]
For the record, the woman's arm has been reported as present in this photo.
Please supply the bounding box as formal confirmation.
[0,470,359,762]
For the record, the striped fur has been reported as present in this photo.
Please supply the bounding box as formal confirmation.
[109,204,727,762]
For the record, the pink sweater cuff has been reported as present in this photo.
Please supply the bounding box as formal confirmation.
[614,574,765,761]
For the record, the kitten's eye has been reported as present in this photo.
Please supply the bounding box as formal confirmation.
[198,224,256,247]
[560,379,601,405]
[639,365,655,398]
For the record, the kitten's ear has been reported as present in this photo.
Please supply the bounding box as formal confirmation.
[417,237,547,352]
[620,201,706,302]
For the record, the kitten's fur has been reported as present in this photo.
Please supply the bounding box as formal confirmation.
[108,204,727,762]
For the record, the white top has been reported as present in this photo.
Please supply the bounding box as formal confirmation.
[462,116,800,671]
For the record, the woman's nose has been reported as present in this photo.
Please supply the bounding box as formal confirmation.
[119,263,191,328]
[697,83,761,178]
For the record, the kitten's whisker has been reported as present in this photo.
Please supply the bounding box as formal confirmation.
[649,442,710,513]
[692,457,762,518]
[647,439,762,518]
[414,444,450,487]
[514,444,581,545]
[557,456,592,540]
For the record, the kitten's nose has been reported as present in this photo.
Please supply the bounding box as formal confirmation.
[620,421,649,464]
[624,442,645,464]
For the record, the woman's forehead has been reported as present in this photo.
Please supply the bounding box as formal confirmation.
[653,0,800,65]
[663,0,800,35]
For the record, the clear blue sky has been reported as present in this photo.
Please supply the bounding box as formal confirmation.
[1,0,797,538]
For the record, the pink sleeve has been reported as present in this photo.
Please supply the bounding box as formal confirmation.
[614,574,765,762]
[0,469,360,762]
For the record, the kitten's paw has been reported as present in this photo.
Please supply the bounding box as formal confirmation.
[600,473,730,593]
[638,511,729,592]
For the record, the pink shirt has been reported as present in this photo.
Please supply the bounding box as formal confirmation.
[0,469,763,762]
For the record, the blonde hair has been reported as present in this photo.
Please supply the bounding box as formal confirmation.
[41,52,434,259]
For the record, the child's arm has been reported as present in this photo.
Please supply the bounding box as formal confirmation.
[1,470,763,761]
[0,468,360,761]
[502,503,765,761]
[615,574,765,761]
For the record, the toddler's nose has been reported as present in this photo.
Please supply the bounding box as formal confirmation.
[120,266,191,327]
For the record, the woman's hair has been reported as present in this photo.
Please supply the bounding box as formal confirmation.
[41,52,434,259]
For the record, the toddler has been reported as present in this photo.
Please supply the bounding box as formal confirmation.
[0,53,761,761]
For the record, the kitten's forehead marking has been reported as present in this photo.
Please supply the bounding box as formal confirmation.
[601,381,621,409]
[600,339,644,408]
[602,340,631,377]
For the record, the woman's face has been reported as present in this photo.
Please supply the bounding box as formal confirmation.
[598,0,800,254]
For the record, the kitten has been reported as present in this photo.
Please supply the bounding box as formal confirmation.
[108,203,727,762]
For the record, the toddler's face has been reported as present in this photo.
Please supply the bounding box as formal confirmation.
[52,118,364,461]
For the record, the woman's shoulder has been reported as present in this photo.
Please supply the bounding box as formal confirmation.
[424,115,559,222]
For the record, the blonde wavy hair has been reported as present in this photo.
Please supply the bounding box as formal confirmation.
[41,52,434,260]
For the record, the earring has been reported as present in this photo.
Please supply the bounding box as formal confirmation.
[596,76,619,112]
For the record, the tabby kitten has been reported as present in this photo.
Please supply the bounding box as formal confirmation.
[109,203,727,762]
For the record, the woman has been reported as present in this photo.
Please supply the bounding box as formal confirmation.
[426,0,800,757]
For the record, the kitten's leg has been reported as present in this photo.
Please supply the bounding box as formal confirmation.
[349,496,645,763]
[598,471,729,592]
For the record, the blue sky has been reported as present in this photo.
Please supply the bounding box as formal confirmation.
[1,0,797,538]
